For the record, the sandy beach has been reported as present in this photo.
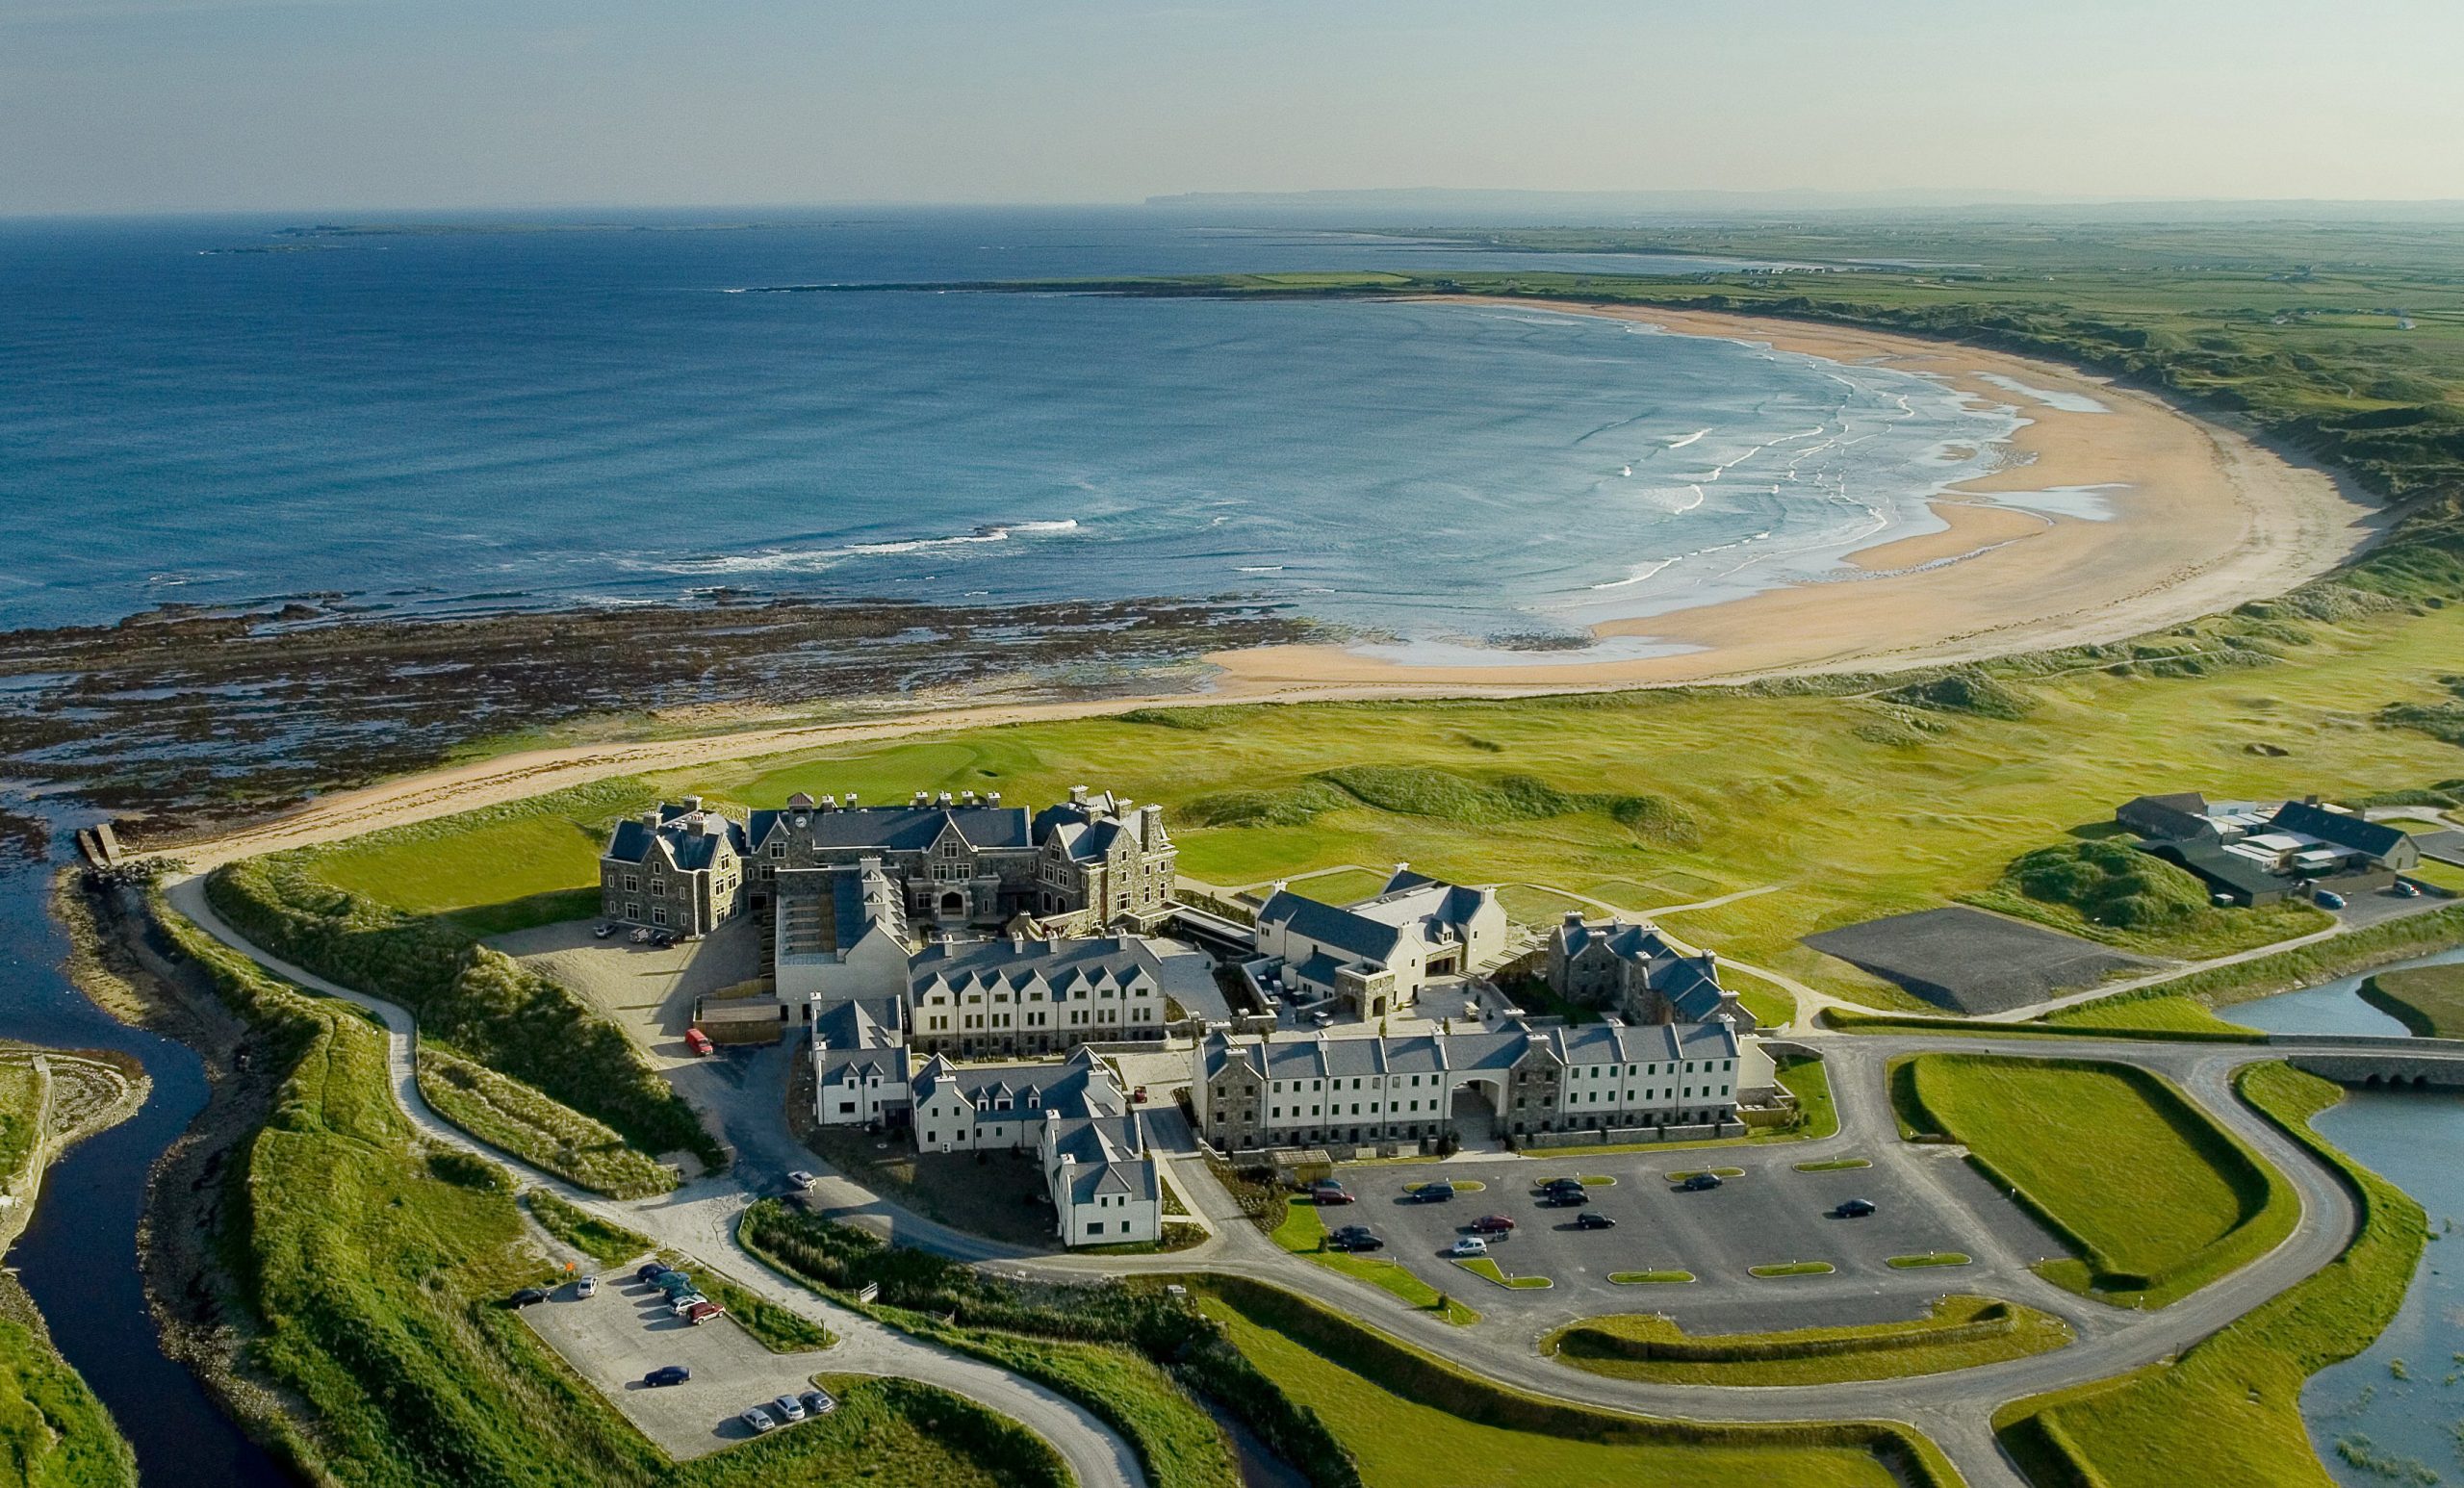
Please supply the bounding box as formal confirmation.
[1206,301,2382,692]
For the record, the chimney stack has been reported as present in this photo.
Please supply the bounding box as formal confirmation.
[1140,803,1163,841]
[681,795,703,813]
[1070,784,1089,806]
[639,809,660,832]
[845,792,858,808]
[987,791,1001,807]
[821,794,836,809]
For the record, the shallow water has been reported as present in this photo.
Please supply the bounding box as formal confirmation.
[0,211,2016,654]
[2236,955,2464,1484]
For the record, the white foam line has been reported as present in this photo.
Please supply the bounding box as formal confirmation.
[1667,428,1711,449]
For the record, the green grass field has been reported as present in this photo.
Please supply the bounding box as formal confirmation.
[524,1189,654,1266]
[1609,1270,1695,1285]
[0,1300,134,1488]
[0,1061,40,1190]
[1746,1261,1835,1279]
[1546,1295,2070,1386]
[1897,1054,2297,1307]
[1195,1276,1953,1488]
[2359,963,2464,1037]
[153,901,1062,1488]
[1995,1064,2428,1488]
[2042,994,2263,1037]
[1452,1256,1552,1289]
[287,584,2464,1013]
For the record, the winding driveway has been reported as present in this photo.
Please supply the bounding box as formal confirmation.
[163,876,1148,1488]
[167,872,2463,1488]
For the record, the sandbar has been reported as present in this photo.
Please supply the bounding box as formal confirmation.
[1206,300,2381,693]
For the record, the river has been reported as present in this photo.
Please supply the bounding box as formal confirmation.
[0,842,290,1485]
[2235,950,2464,1487]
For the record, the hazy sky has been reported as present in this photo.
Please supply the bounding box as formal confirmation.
[4,0,2458,216]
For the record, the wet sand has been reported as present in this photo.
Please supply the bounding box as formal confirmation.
[1205,301,2381,693]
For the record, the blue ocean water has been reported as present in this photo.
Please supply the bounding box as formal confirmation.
[0,209,2015,654]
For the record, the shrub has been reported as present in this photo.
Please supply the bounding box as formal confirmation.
[2004,839,2212,929]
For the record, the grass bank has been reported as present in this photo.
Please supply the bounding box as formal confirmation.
[421,1044,677,1198]
[1545,1294,2071,1387]
[1193,1273,1960,1488]
[152,898,1052,1488]
[2052,905,2464,1022]
[205,855,723,1176]
[1994,1063,2428,1487]
[524,1189,654,1266]
[2358,962,2464,1037]
[738,1199,1291,1488]
[1894,1053,2297,1307]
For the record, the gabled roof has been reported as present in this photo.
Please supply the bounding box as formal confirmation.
[1050,1112,1158,1204]
[1255,891,1405,963]
[753,804,1030,853]
[909,936,1165,1002]
[1553,918,1740,1026]
[604,807,745,872]
[2272,801,2409,859]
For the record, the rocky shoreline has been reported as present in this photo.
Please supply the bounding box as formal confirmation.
[0,591,1313,843]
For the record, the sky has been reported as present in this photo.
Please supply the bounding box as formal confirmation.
[3,0,2459,216]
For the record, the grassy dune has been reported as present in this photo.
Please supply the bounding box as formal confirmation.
[1897,1054,2298,1307]
[2359,963,2464,1037]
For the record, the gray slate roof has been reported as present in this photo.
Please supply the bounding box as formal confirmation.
[604,806,746,872]
[2272,801,2410,859]
[750,804,1030,853]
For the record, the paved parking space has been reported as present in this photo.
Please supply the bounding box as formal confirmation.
[520,1270,834,1459]
[1804,907,2156,1014]
[1322,1142,2065,1330]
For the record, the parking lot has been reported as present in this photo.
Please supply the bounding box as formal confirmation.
[520,1268,835,1459]
[1315,1140,2065,1332]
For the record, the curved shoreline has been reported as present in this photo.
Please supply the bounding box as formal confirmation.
[1205,301,2384,693]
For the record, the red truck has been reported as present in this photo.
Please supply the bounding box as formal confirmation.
[683,1029,714,1057]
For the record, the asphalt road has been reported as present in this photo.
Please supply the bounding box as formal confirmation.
[165,876,1150,1488]
[169,872,2464,1488]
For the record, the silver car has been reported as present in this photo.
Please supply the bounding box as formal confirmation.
[741,1405,777,1434]
[770,1393,807,1423]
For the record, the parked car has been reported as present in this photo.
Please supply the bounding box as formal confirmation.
[1447,1235,1489,1258]
[1132,1085,1150,1104]
[1309,1180,1354,1205]
[800,1388,838,1418]
[742,1406,777,1434]
[574,1274,599,1298]
[669,1294,709,1317]
[643,1365,691,1388]
[784,1169,818,1192]
[1414,1181,1455,1203]
[1328,1224,1382,1252]
[771,1394,808,1423]
[2316,889,2348,910]
[1573,1212,1619,1230]
[1834,1198,1878,1219]
[636,1262,672,1285]
[1678,1172,1724,1192]
[629,927,652,944]
[592,922,616,939]
[650,930,678,948]
[1310,1011,1334,1028]
[655,1270,695,1291]
[683,1029,715,1057]
[1541,1176,1584,1194]
[1544,1188,1592,1207]
[1470,1214,1516,1234]
[505,1287,550,1308]
[2394,880,2423,898]
[684,1300,726,1324]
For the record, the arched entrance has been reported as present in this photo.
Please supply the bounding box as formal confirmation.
[939,890,966,917]
[1449,1078,1506,1150]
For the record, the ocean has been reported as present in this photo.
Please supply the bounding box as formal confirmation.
[0,209,2016,655]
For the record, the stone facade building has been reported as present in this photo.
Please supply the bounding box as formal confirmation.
[1545,914,1757,1032]
[598,798,748,937]
[1192,1018,1756,1152]
[906,934,1169,1059]
[1252,868,1506,1017]
[748,785,1177,936]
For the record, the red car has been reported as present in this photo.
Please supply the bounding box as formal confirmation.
[683,1029,714,1057]
[1470,1215,1516,1235]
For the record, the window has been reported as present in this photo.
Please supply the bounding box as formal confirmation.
[1088,1221,1105,1235]
[652,907,667,925]
[623,874,640,892]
